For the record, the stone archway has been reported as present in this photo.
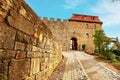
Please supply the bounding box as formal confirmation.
[70,37,77,50]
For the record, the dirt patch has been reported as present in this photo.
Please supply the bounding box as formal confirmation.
[48,58,67,80]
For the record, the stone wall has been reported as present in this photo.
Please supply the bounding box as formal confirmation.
[42,16,102,53]
[42,18,68,51]
[0,0,62,80]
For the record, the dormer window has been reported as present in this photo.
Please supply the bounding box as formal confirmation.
[92,17,95,20]
[76,16,79,19]
[84,16,86,20]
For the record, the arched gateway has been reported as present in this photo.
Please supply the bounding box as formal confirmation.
[70,37,77,50]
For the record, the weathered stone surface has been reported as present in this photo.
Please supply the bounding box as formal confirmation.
[40,36,47,49]
[7,15,34,35]
[26,45,32,51]
[9,59,30,80]
[0,23,16,49]
[27,52,34,58]
[14,42,25,51]
[36,71,45,80]
[34,52,42,58]
[41,63,47,71]
[41,58,45,63]
[0,0,62,80]
[0,15,4,22]
[27,52,42,58]
[0,26,3,48]
[16,31,30,44]
[26,75,36,80]
[15,51,26,59]
[32,46,41,52]
[0,50,16,60]
[30,58,40,75]
[0,61,8,80]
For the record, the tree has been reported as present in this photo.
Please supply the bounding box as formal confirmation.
[94,29,117,61]
[94,29,111,54]
[112,0,120,2]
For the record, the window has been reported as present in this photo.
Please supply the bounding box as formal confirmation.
[84,16,86,20]
[92,17,95,20]
[76,16,79,19]
[94,24,96,29]
[86,24,88,28]
[86,33,89,38]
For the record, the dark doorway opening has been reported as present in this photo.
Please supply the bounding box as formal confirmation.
[71,37,77,50]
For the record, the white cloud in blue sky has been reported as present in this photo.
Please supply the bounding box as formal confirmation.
[63,0,83,9]
[90,0,120,38]
[91,0,120,27]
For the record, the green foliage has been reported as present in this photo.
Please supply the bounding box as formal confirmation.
[116,56,120,61]
[82,44,86,51]
[94,29,112,54]
[113,61,120,67]
[108,52,116,62]
[93,29,117,62]
[113,49,120,56]
[112,0,120,2]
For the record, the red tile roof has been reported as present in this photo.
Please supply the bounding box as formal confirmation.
[69,14,103,24]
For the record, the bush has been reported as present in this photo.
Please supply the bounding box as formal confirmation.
[82,44,86,51]
[113,50,120,56]
[113,61,120,67]
[108,52,116,62]
[116,56,120,61]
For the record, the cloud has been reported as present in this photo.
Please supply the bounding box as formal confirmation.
[63,0,82,9]
[91,0,120,27]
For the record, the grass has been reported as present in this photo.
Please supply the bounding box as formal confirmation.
[94,54,120,70]
[113,61,120,67]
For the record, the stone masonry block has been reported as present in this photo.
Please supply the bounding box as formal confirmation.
[32,46,41,52]
[14,42,25,51]
[26,45,32,51]
[27,52,34,58]
[41,58,45,63]
[16,31,31,44]
[27,52,43,58]
[0,61,8,80]
[40,63,47,71]
[37,71,45,80]
[30,58,40,75]
[25,75,36,80]
[7,15,34,35]
[0,23,16,49]
[9,59,30,80]
[34,52,42,58]
[0,50,16,60]
[15,51,26,59]
[0,15,4,22]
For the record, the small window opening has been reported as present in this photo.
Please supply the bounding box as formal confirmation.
[84,16,86,20]
[86,24,88,28]
[86,33,89,38]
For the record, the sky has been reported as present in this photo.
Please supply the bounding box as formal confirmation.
[25,0,120,40]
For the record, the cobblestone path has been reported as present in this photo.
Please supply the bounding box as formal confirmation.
[62,51,120,80]
[62,51,90,80]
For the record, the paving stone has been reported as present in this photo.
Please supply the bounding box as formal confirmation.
[61,51,120,80]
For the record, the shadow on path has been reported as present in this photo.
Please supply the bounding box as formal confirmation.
[48,57,67,80]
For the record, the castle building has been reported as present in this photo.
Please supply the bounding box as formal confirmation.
[43,14,102,53]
